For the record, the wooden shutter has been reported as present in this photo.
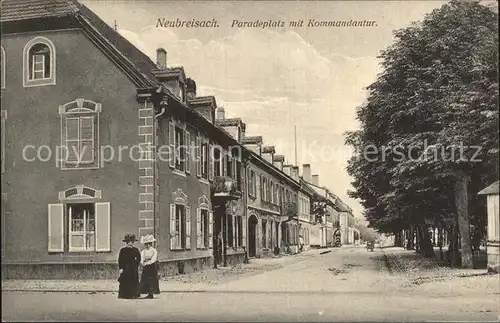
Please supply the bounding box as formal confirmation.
[170,203,177,250]
[185,130,191,174]
[168,121,175,168]
[233,216,237,247]
[65,117,79,163]
[208,144,214,181]
[80,116,95,163]
[48,204,64,252]
[208,210,213,248]
[196,208,202,248]
[185,206,191,249]
[95,202,111,252]
[223,153,228,176]
[196,136,201,177]
[242,216,247,247]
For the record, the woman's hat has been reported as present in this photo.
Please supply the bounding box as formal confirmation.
[122,233,138,242]
[141,234,156,244]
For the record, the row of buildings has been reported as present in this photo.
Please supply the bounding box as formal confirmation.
[0,0,358,279]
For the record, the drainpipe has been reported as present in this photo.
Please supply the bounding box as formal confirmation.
[243,158,250,263]
[152,95,166,242]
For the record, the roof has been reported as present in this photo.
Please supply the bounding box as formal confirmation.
[1,0,159,88]
[273,155,285,162]
[262,146,275,154]
[152,67,186,80]
[478,181,499,195]
[242,136,263,145]
[188,96,217,107]
[0,0,79,22]
[215,118,246,132]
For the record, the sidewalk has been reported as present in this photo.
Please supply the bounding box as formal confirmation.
[2,248,327,293]
[381,247,500,297]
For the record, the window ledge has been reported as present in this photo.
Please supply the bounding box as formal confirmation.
[172,169,186,178]
[199,178,209,185]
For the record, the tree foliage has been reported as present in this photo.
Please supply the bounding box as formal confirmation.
[345,0,498,262]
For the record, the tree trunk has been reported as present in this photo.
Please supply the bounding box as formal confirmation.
[418,224,435,258]
[449,225,460,267]
[406,227,414,250]
[454,171,474,268]
[438,228,444,261]
[415,226,421,253]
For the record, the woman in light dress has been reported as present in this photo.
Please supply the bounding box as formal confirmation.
[139,234,160,299]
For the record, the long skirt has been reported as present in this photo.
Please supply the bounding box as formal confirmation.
[139,263,160,295]
[118,269,140,299]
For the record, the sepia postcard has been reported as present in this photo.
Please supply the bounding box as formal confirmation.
[1,0,499,321]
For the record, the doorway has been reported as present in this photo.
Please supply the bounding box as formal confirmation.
[248,214,258,257]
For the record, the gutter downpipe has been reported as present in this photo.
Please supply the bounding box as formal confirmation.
[152,90,166,241]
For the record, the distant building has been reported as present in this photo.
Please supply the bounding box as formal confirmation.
[478,181,499,273]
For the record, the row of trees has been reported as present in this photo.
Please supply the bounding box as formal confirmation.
[346,0,498,268]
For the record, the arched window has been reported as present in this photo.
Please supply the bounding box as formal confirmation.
[23,37,56,87]
[59,99,102,169]
[1,46,5,89]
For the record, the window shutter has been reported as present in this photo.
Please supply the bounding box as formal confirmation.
[223,154,227,177]
[208,144,214,181]
[233,216,237,247]
[185,130,191,174]
[208,211,213,248]
[65,117,79,163]
[168,121,175,168]
[242,216,247,247]
[185,206,191,249]
[196,136,201,177]
[170,203,177,250]
[48,204,64,252]
[95,202,111,252]
[80,116,95,163]
[196,208,202,248]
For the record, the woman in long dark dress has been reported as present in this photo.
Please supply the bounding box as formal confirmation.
[118,233,141,299]
[139,234,160,299]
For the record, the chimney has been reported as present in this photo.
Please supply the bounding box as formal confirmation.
[291,166,299,181]
[216,107,225,120]
[283,165,292,177]
[261,146,275,164]
[302,164,312,183]
[156,48,167,69]
[312,174,319,186]
[186,78,196,100]
[273,155,285,171]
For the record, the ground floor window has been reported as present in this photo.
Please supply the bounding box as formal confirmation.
[171,203,191,250]
[228,214,234,248]
[199,209,209,248]
[262,220,267,248]
[48,200,110,253]
[68,203,95,251]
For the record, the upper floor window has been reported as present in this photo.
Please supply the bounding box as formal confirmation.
[59,99,101,170]
[1,46,5,89]
[23,37,56,87]
[201,142,209,179]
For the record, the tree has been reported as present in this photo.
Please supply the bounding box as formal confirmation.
[346,0,498,267]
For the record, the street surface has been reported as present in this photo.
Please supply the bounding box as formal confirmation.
[2,246,499,322]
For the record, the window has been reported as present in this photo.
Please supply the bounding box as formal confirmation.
[262,177,267,201]
[231,148,242,189]
[1,110,6,174]
[171,204,188,250]
[175,126,185,171]
[59,99,101,170]
[179,81,186,102]
[248,169,256,197]
[214,147,222,176]
[201,142,209,179]
[228,214,234,248]
[23,37,56,87]
[199,209,209,248]
[237,216,243,247]
[262,220,267,248]
[68,203,95,251]
[48,188,110,253]
[226,154,233,178]
[1,46,5,89]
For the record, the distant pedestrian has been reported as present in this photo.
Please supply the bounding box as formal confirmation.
[299,235,304,252]
[118,233,141,299]
[139,234,160,299]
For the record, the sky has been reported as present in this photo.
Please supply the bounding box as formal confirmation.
[82,0,450,222]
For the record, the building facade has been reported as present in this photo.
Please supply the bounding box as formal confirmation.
[0,0,248,278]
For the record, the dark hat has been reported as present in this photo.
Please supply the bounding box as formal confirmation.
[123,233,138,242]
